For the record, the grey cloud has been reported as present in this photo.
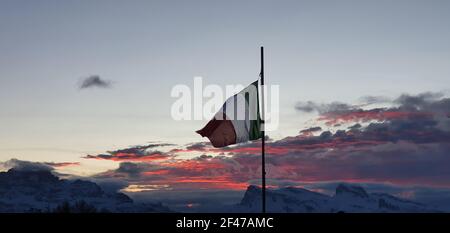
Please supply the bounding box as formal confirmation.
[0,158,53,172]
[79,75,112,89]
[83,143,175,161]
[395,92,444,108]
[116,162,147,177]
[348,123,362,130]
[297,92,449,115]
[300,126,322,134]
[107,143,173,156]
[295,101,354,114]
[185,142,211,151]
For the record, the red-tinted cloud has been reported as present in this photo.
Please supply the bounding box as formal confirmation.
[92,93,450,191]
[83,143,174,162]
[44,162,80,168]
[318,109,433,126]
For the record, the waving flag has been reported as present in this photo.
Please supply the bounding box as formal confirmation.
[196,80,262,148]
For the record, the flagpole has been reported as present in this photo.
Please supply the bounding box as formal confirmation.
[260,46,266,213]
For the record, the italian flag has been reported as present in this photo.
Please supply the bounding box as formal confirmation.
[196,80,263,148]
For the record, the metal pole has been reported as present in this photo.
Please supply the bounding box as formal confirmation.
[260,46,266,213]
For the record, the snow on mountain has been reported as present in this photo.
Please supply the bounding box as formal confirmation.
[238,185,333,213]
[235,184,440,213]
[0,168,171,213]
[0,167,440,213]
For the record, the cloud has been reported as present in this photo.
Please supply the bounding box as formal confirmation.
[0,159,79,172]
[79,75,112,89]
[296,92,450,126]
[348,123,362,130]
[295,101,353,114]
[93,153,258,191]
[0,159,53,172]
[93,140,450,191]
[299,126,322,136]
[319,109,433,126]
[83,143,174,162]
[44,162,80,168]
[116,162,146,175]
[94,125,448,190]
[89,92,450,193]
[185,142,211,151]
[395,92,444,109]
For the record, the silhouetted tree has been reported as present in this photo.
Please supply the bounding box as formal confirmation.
[53,200,98,213]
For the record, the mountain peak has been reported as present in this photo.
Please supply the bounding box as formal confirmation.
[0,169,168,212]
[246,185,261,192]
[236,184,437,213]
[240,185,262,207]
[335,184,369,198]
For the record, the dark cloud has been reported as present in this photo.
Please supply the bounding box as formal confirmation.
[94,140,450,192]
[295,92,450,126]
[348,123,362,130]
[299,126,322,136]
[185,142,211,151]
[296,92,449,122]
[43,162,80,168]
[83,143,174,162]
[116,162,147,176]
[107,143,172,156]
[395,92,444,109]
[79,75,112,89]
[0,159,81,172]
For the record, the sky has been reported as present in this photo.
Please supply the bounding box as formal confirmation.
[1,0,450,208]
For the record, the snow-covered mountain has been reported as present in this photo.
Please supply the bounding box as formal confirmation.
[0,168,171,213]
[235,184,439,213]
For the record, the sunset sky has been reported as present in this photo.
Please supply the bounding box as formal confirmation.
[1,0,450,208]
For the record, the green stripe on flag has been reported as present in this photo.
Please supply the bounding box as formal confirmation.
[248,80,262,140]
